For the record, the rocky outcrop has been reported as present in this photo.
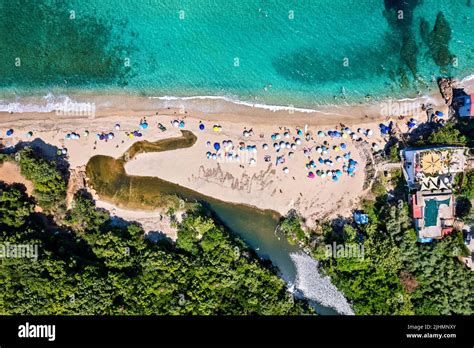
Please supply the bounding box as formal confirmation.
[438,77,454,105]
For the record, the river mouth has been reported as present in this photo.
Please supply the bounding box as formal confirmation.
[86,130,345,315]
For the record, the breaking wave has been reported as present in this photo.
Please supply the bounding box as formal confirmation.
[0,93,93,113]
[151,95,318,113]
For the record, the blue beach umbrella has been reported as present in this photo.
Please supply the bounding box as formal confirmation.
[179,121,185,128]
[199,123,205,131]
[435,111,444,117]
[6,129,14,137]
[214,142,220,151]
[379,123,390,135]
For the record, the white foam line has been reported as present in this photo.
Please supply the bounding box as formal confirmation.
[0,93,92,113]
[0,90,438,115]
[461,74,474,83]
[150,95,318,113]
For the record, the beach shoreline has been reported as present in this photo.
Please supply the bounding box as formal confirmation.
[1,74,473,116]
[1,78,466,228]
[0,88,444,126]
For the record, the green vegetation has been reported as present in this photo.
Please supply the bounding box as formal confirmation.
[18,148,66,211]
[313,198,473,315]
[0,183,34,229]
[2,127,473,315]
[420,123,467,146]
[455,196,472,219]
[388,142,401,163]
[0,151,310,315]
[371,173,389,198]
[400,231,471,315]
[455,170,474,198]
[278,211,307,245]
[291,166,474,315]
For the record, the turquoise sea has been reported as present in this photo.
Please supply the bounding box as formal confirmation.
[0,0,473,107]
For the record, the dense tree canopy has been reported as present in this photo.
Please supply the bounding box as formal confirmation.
[2,146,472,316]
[282,174,474,315]
[0,182,34,228]
[421,123,467,146]
[0,160,310,314]
[18,147,66,211]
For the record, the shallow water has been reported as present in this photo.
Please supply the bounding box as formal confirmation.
[1,0,473,106]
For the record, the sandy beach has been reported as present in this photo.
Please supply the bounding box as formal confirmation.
[0,161,34,195]
[0,87,455,231]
